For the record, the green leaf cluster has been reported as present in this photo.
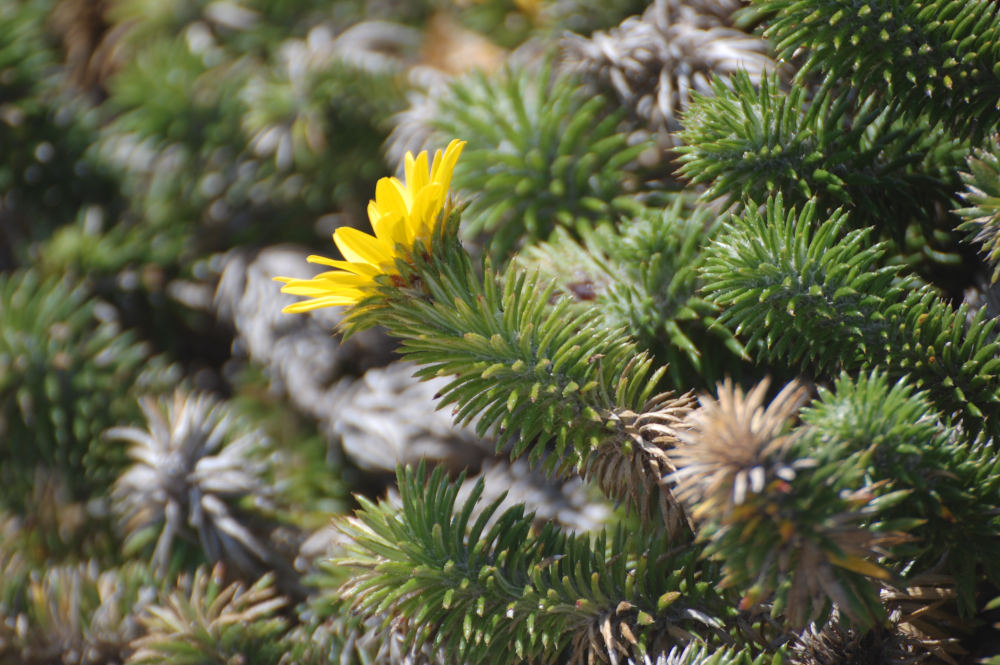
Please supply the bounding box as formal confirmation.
[346,215,664,476]
[800,372,1000,611]
[520,200,747,389]
[957,141,1000,281]
[338,464,729,665]
[0,2,120,269]
[128,566,287,665]
[702,196,1000,437]
[677,73,966,244]
[0,270,175,510]
[755,0,1000,140]
[432,60,646,259]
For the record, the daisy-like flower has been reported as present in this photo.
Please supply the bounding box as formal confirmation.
[275,139,465,313]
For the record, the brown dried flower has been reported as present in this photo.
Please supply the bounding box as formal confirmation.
[668,378,810,521]
[587,392,697,537]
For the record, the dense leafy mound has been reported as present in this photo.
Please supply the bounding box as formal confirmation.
[3,0,999,663]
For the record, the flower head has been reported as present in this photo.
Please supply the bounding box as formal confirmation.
[276,139,465,313]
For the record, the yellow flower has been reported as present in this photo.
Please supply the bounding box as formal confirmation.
[275,139,465,313]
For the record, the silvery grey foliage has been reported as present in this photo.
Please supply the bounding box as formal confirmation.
[331,361,493,474]
[242,21,422,170]
[661,0,747,28]
[108,389,278,577]
[455,459,610,533]
[214,246,394,426]
[384,66,452,169]
[964,274,1000,322]
[281,613,452,665]
[331,20,424,74]
[560,0,773,160]
[628,642,746,665]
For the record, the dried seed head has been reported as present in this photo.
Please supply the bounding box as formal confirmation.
[790,592,953,665]
[668,378,810,520]
[879,574,968,665]
[560,0,774,162]
[587,392,697,537]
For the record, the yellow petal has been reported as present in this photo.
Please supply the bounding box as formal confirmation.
[409,183,444,241]
[371,211,408,248]
[405,150,429,194]
[282,295,360,313]
[390,177,412,211]
[374,177,409,217]
[312,272,371,287]
[307,255,381,278]
[333,226,393,266]
[430,139,465,192]
[280,284,340,296]
[279,272,368,295]
[277,138,466,316]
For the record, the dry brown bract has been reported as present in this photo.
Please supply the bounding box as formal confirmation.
[667,378,810,521]
[588,392,697,538]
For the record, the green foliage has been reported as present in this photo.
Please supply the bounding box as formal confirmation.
[347,214,664,476]
[238,37,403,210]
[6,0,1000,661]
[0,2,120,269]
[883,287,1000,437]
[800,371,1000,611]
[701,196,899,374]
[99,27,402,265]
[956,141,1000,281]
[676,73,965,241]
[0,270,173,510]
[227,367,349,527]
[128,566,287,665]
[754,0,1000,140]
[0,557,155,665]
[702,196,1000,437]
[337,463,728,665]
[39,206,188,276]
[106,0,356,54]
[520,200,746,390]
[539,0,653,35]
[0,1,53,96]
[432,60,646,259]
[107,38,246,150]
